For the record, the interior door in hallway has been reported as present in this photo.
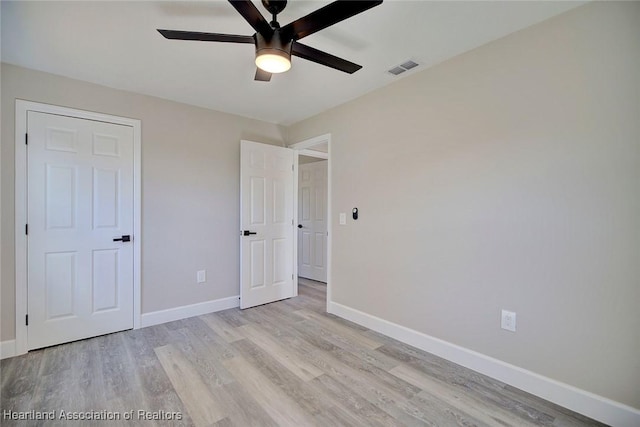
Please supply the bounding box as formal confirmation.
[240,140,295,309]
[298,160,327,282]
[27,111,135,350]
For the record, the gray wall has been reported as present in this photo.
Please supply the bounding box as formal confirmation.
[1,63,285,341]
[287,2,640,408]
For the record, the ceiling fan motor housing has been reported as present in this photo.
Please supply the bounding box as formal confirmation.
[255,31,293,72]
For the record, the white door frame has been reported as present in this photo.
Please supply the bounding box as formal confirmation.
[289,134,331,311]
[14,100,142,355]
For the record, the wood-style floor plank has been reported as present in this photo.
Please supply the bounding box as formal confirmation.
[295,308,383,350]
[222,355,315,426]
[167,326,235,387]
[231,338,332,417]
[392,363,541,427]
[237,323,323,381]
[310,373,403,427]
[200,313,244,343]
[0,280,605,427]
[154,344,226,426]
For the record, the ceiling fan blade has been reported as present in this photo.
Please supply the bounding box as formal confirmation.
[254,68,272,82]
[157,29,254,44]
[228,0,273,37]
[292,42,362,74]
[281,1,382,42]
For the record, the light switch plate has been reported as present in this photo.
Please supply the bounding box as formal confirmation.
[339,213,347,225]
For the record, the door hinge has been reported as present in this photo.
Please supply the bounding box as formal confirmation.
[25,314,29,326]
[25,133,28,145]
[25,224,28,235]
[292,164,294,171]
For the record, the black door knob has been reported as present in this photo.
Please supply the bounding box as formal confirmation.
[298,224,303,228]
[113,235,131,242]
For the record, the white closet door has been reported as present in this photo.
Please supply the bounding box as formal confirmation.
[27,111,134,349]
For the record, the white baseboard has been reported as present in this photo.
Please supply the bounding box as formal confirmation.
[328,301,640,427]
[141,295,239,328]
[0,339,17,360]
[1,297,240,359]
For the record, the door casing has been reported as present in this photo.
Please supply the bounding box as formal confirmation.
[14,100,142,355]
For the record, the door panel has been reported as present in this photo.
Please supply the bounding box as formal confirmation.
[45,251,77,319]
[93,167,120,228]
[240,141,294,309]
[92,249,119,312]
[297,161,328,282]
[250,177,266,225]
[250,240,266,288]
[315,232,325,267]
[46,164,77,229]
[28,111,134,350]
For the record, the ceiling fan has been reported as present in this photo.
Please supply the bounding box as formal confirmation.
[157,0,383,82]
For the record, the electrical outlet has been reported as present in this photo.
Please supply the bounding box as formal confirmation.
[501,310,516,332]
[197,270,206,284]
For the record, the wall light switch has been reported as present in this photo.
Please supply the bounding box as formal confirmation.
[197,270,206,283]
[339,213,347,225]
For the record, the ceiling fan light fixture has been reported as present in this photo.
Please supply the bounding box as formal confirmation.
[256,50,291,73]
[255,32,292,74]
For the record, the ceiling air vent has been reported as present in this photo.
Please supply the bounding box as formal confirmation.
[388,66,406,76]
[400,60,419,70]
[387,59,420,76]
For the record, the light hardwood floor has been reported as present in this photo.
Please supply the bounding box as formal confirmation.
[1,279,604,426]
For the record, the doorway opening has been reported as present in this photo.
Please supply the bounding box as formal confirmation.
[297,156,327,283]
[289,134,331,311]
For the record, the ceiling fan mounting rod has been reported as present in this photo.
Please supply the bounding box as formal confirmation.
[261,0,286,29]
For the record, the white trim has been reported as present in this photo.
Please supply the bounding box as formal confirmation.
[298,148,328,159]
[14,100,142,356]
[140,296,240,328]
[292,153,300,296]
[289,134,331,151]
[289,134,332,310]
[329,301,640,427]
[0,340,17,360]
[326,138,332,308]
[14,102,28,356]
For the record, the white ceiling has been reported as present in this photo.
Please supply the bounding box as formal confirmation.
[1,1,583,125]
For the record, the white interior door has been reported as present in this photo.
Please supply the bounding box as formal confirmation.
[298,161,328,282]
[27,111,134,350]
[240,140,295,309]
